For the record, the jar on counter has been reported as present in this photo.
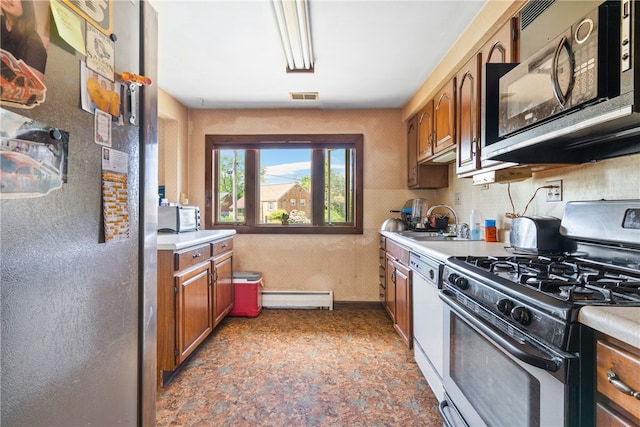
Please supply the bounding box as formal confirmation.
[485,219,498,242]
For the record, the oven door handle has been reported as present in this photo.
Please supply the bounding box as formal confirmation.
[442,292,561,372]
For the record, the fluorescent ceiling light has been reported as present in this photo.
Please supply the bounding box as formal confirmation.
[272,0,314,72]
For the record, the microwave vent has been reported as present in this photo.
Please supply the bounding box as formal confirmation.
[520,0,555,30]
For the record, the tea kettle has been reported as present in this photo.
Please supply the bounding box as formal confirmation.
[380,211,406,232]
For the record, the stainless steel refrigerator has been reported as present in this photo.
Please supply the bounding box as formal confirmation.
[1,1,158,425]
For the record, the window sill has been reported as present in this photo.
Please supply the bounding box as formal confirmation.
[208,225,363,235]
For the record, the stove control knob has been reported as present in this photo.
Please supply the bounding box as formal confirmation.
[447,273,459,284]
[454,276,468,290]
[496,299,514,315]
[511,306,531,325]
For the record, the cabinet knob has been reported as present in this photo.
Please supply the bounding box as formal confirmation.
[192,253,202,259]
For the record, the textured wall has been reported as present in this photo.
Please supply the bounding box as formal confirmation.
[158,100,640,302]
[185,109,438,301]
[158,89,189,204]
[432,154,640,241]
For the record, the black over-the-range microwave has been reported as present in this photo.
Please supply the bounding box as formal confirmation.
[482,0,640,164]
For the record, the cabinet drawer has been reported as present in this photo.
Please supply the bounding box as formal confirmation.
[174,243,211,271]
[379,234,386,250]
[597,339,640,421]
[379,248,386,266]
[596,403,636,427]
[211,238,233,256]
[385,239,409,266]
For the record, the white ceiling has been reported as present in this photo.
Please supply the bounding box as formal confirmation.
[148,0,486,110]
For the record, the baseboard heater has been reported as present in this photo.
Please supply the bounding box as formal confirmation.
[261,290,334,310]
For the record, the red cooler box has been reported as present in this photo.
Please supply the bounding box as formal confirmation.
[229,271,263,317]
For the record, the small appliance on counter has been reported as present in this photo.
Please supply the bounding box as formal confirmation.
[508,216,564,254]
[158,205,201,233]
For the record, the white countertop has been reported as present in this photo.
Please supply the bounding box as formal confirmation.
[380,230,512,262]
[157,229,236,250]
[579,307,640,349]
[383,230,640,350]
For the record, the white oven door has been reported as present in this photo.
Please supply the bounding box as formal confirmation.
[441,292,573,427]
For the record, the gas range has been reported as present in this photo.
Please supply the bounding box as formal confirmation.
[442,200,640,354]
[451,254,640,305]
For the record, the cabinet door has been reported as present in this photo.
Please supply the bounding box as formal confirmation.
[472,18,519,174]
[433,78,455,155]
[456,54,481,175]
[407,115,419,188]
[417,100,434,162]
[482,17,517,65]
[393,261,412,349]
[385,255,396,322]
[213,251,233,326]
[175,262,213,364]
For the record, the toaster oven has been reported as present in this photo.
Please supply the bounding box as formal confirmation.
[158,206,200,233]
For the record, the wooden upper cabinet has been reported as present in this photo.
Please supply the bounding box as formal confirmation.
[407,113,449,189]
[407,115,418,187]
[482,17,518,65]
[417,100,434,162]
[456,17,518,176]
[456,54,481,175]
[433,78,455,155]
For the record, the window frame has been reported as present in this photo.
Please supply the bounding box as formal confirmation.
[204,134,364,234]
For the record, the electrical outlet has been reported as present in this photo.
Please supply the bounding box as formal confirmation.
[546,180,563,202]
[455,192,461,205]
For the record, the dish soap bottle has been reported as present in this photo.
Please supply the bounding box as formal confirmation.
[470,209,482,240]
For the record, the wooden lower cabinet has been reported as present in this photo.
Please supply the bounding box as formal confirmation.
[594,335,640,426]
[157,236,233,386]
[213,250,233,326]
[385,256,397,323]
[382,237,412,349]
[391,259,411,347]
[378,235,386,306]
[175,261,214,365]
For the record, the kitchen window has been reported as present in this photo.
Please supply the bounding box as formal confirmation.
[205,134,363,234]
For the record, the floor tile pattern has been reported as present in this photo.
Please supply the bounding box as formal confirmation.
[157,308,442,426]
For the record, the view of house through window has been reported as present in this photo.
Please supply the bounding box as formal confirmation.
[206,135,363,234]
[258,148,312,224]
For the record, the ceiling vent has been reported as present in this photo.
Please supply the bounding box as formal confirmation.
[289,92,319,101]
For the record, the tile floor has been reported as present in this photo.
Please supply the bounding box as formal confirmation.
[157,307,442,426]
